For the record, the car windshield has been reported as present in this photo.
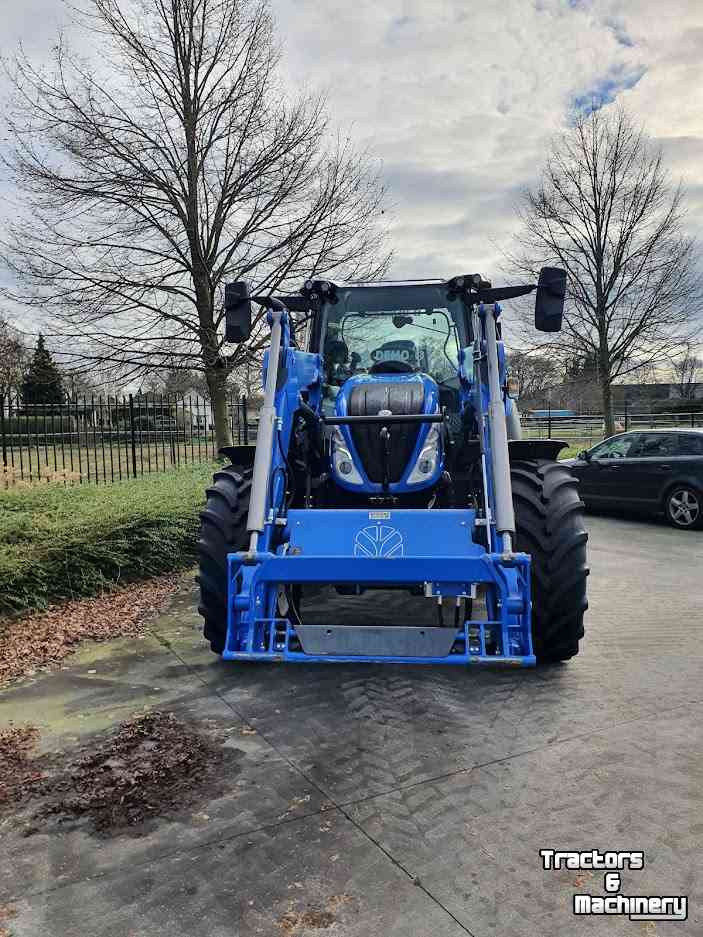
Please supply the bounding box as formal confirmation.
[319,285,466,411]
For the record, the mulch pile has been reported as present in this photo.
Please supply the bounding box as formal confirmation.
[1,712,228,836]
[0,575,180,686]
[0,724,41,807]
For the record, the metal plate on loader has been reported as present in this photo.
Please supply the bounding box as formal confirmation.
[295,625,457,658]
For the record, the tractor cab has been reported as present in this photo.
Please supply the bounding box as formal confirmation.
[307,280,470,497]
[312,280,468,414]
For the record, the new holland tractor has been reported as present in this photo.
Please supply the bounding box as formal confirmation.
[197,270,588,666]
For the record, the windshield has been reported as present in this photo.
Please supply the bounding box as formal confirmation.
[319,285,467,412]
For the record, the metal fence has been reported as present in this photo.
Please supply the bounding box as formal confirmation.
[0,393,253,487]
[522,409,703,447]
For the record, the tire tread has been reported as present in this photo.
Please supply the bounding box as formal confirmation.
[512,459,589,663]
[197,467,252,653]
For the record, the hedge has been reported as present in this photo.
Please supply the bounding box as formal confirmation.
[2,415,76,433]
[0,463,216,616]
[650,399,703,414]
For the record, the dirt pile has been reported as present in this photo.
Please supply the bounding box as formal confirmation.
[1,711,231,836]
[0,724,41,807]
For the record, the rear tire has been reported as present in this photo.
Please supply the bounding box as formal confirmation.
[664,485,703,530]
[511,460,589,663]
[197,466,252,654]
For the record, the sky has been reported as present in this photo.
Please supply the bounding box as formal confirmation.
[1,0,703,301]
[273,0,703,281]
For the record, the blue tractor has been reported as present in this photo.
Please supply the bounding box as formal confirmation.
[198,271,588,666]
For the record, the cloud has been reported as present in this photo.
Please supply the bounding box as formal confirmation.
[0,0,701,318]
[274,0,701,280]
[604,15,635,47]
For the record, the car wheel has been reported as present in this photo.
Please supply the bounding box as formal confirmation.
[664,486,703,530]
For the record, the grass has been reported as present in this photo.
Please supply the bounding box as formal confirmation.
[0,463,216,617]
[558,440,600,460]
[1,439,220,488]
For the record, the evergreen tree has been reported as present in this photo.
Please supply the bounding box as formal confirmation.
[21,334,65,404]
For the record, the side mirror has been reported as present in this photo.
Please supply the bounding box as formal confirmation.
[535,267,566,332]
[224,281,252,343]
[578,449,591,462]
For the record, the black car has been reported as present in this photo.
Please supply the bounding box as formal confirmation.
[564,429,703,529]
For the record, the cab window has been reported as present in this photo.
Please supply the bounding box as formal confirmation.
[318,284,467,414]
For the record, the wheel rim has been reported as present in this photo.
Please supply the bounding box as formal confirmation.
[668,489,700,526]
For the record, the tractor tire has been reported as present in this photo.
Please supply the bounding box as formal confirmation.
[197,466,252,654]
[511,460,588,664]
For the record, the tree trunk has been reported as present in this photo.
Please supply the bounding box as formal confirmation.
[206,366,233,451]
[597,325,615,437]
[601,374,614,437]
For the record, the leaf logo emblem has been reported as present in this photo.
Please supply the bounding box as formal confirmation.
[353,525,404,558]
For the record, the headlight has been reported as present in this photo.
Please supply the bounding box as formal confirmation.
[331,427,364,485]
[406,423,441,485]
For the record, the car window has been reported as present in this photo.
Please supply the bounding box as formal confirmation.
[589,434,638,459]
[677,434,703,456]
[631,433,680,457]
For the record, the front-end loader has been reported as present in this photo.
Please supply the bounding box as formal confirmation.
[197,269,588,665]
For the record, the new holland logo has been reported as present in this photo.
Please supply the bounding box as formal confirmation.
[354,525,404,558]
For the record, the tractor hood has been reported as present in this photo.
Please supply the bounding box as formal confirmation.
[330,373,444,493]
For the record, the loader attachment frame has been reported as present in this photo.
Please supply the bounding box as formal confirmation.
[224,509,534,665]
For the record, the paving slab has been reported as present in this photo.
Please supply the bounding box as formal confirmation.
[6,811,467,937]
[348,702,703,937]
[1,691,331,901]
[0,633,207,749]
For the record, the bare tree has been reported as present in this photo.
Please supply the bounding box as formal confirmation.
[510,106,702,435]
[1,0,389,447]
[507,351,559,402]
[670,343,702,401]
[0,315,29,399]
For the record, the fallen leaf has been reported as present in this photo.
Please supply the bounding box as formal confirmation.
[0,576,180,687]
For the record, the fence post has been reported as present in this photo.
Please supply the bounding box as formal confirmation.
[128,394,138,478]
[691,410,695,429]
[624,397,629,432]
[0,395,6,471]
[169,397,177,465]
[242,395,249,445]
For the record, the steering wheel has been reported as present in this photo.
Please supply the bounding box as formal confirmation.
[368,360,414,374]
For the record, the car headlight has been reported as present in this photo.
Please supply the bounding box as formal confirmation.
[332,427,364,485]
[406,423,441,485]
